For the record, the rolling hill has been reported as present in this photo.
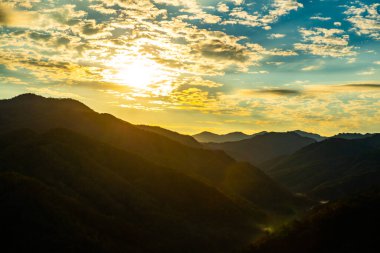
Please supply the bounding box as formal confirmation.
[332,133,374,140]
[193,131,253,143]
[266,136,380,200]
[205,132,316,167]
[292,130,326,142]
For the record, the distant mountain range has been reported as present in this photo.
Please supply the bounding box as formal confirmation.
[205,132,316,167]
[332,133,375,140]
[193,130,374,143]
[264,135,380,200]
[293,130,326,142]
[193,131,265,143]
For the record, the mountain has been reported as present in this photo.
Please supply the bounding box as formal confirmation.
[266,135,380,200]
[292,130,326,142]
[246,191,380,253]
[0,128,256,253]
[332,133,374,140]
[138,125,202,148]
[205,132,316,167]
[0,94,307,218]
[193,131,252,143]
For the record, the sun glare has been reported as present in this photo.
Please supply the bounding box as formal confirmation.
[103,54,175,95]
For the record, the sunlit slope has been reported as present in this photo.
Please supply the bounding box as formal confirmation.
[267,136,380,200]
[0,129,254,253]
[0,94,307,214]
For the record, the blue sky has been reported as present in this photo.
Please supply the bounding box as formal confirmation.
[0,0,379,135]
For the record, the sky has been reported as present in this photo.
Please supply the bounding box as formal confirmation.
[0,0,379,136]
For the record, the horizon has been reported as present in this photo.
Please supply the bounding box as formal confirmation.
[1,0,379,136]
[1,92,377,137]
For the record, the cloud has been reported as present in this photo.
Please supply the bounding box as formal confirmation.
[268,33,286,39]
[257,89,302,96]
[0,3,37,27]
[153,0,221,24]
[217,3,229,13]
[1,0,379,135]
[357,68,376,76]
[88,4,117,14]
[344,2,380,40]
[302,64,322,71]
[294,28,356,57]
[310,16,331,21]
[222,0,303,29]
[26,87,83,99]
[345,84,380,89]
[227,0,245,5]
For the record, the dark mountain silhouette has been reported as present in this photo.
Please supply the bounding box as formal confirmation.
[266,135,380,200]
[0,94,307,218]
[193,131,253,143]
[0,129,257,253]
[138,125,202,148]
[292,130,326,142]
[332,133,374,140]
[246,191,380,253]
[205,132,316,167]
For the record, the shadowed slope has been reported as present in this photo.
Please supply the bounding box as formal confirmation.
[193,131,253,143]
[0,129,257,253]
[0,94,307,217]
[267,136,380,200]
[138,125,202,148]
[205,132,315,167]
[246,192,380,253]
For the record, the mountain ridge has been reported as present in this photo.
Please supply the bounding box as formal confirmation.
[205,132,316,167]
[0,94,308,217]
[266,135,380,200]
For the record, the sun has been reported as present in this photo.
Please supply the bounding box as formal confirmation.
[103,55,173,93]
[114,59,161,89]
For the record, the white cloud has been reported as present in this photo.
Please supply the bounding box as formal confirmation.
[222,0,303,29]
[268,33,286,39]
[153,0,221,24]
[302,65,322,71]
[217,3,229,13]
[310,16,331,21]
[294,28,356,57]
[357,68,376,76]
[226,0,245,5]
[344,3,380,40]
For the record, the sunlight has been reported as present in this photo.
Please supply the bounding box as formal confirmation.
[114,59,160,89]
[103,54,175,95]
